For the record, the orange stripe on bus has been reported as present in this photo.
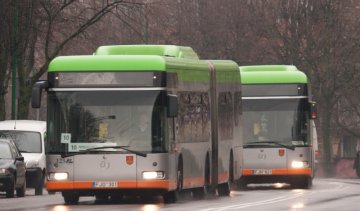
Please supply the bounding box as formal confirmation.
[242,168,312,176]
[182,172,229,188]
[47,180,175,191]
[183,177,204,188]
[218,172,229,184]
[47,173,231,191]
[137,180,175,189]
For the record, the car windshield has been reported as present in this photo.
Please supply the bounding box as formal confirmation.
[0,131,42,153]
[0,142,12,159]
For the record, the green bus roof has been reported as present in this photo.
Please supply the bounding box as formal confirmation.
[240,65,308,84]
[95,45,199,59]
[47,55,240,84]
[48,55,167,72]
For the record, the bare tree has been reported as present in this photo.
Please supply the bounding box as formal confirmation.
[0,1,12,120]
[243,0,360,176]
[0,0,143,120]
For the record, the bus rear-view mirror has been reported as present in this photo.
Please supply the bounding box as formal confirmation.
[31,80,48,108]
[167,94,178,117]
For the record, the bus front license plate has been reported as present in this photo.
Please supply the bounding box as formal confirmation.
[253,169,272,175]
[93,181,118,188]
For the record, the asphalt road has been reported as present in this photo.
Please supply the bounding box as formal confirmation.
[1,178,360,211]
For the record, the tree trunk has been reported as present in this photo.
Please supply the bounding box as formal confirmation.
[0,96,6,120]
[17,83,32,119]
[321,103,334,177]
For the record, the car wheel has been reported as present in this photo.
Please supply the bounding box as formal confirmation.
[16,178,26,197]
[35,171,44,195]
[6,177,15,198]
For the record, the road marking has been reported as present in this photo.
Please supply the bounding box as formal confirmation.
[200,192,305,211]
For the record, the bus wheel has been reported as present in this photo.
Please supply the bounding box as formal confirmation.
[163,159,183,203]
[292,176,312,189]
[95,194,109,203]
[300,176,312,189]
[109,194,123,203]
[218,154,233,196]
[193,157,210,200]
[236,178,248,190]
[62,191,80,205]
[217,182,230,196]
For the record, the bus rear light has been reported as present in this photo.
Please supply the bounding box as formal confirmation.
[142,171,165,180]
[49,172,68,181]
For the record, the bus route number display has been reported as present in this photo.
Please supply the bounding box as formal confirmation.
[61,133,71,144]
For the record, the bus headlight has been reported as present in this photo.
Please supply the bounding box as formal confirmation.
[142,171,165,180]
[291,161,309,168]
[49,172,68,181]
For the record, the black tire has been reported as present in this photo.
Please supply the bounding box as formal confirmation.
[193,156,210,200]
[35,172,45,196]
[193,186,208,200]
[62,192,80,205]
[292,176,312,189]
[163,190,178,203]
[16,178,26,197]
[6,177,15,198]
[218,182,231,196]
[218,153,233,196]
[301,176,313,189]
[163,158,183,203]
[48,191,56,195]
[109,194,123,203]
[35,172,44,195]
[237,177,247,190]
[95,194,109,203]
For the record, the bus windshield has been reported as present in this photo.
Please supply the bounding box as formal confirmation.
[243,98,309,147]
[46,90,166,154]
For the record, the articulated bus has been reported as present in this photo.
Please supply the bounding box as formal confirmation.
[239,65,317,189]
[32,45,243,204]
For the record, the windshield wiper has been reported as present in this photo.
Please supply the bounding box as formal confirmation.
[61,146,147,158]
[244,141,295,150]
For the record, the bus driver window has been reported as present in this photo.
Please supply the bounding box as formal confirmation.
[254,113,269,141]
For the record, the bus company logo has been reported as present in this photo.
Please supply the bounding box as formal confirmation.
[258,152,267,160]
[100,156,110,169]
[126,156,134,165]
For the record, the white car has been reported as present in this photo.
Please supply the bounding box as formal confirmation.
[0,120,46,195]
